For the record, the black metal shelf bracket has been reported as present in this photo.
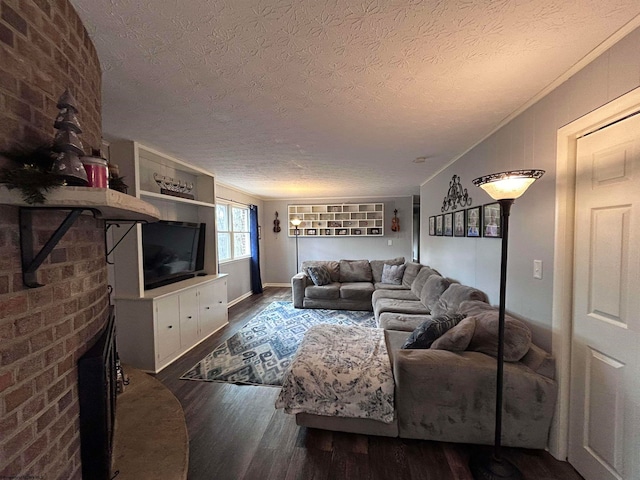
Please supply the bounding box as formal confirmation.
[104,221,143,265]
[19,207,90,288]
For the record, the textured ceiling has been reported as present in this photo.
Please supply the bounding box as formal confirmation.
[70,0,640,199]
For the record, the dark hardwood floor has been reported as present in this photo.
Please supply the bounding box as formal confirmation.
[156,287,582,480]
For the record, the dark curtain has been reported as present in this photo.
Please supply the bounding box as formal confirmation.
[249,205,263,294]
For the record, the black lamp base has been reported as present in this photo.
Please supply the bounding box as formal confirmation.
[469,454,523,480]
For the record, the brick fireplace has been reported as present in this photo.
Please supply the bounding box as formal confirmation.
[0,1,105,478]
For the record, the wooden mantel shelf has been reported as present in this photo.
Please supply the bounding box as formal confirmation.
[0,186,160,222]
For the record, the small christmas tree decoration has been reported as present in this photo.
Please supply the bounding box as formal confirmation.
[51,88,88,185]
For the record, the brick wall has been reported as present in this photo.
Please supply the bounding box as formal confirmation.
[0,1,105,479]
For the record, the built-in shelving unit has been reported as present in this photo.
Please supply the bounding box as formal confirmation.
[288,203,384,237]
[108,141,228,373]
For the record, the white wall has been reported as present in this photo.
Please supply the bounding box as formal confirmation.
[216,183,265,304]
[420,27,640,351]
[262,196,414,284]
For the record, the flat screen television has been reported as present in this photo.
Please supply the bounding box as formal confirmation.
[141,220,206,290]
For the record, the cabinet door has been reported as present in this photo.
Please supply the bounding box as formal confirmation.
[179,289,199,348]
[155,296,181,362]
[198,280,228,337]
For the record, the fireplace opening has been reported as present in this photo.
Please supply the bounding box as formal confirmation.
[78,306,117,480]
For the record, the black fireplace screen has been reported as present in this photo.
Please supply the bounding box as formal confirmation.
[78,306,117,480]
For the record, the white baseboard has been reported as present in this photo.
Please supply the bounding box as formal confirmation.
[263,283,291,288]
[227,291,253,308]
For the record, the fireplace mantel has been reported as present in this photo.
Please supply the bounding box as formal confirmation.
[0,186,160,222]
[0,186,160,287]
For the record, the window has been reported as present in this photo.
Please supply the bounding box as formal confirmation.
[217,202,250,262]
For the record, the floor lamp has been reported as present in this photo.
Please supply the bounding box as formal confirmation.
[469,169,545,480]
[291,217,301,273]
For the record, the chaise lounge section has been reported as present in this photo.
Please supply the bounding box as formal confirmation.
[280,259,559,449]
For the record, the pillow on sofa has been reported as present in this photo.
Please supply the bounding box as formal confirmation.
[381,263,406,284]
[420,275,452,312]
[401,312,465,349]
[370,257,405,283]
[306,265,332,286]
[467,310,532,362]
[339,260,373,282]
[430,317,476,351]
[301,260,340,283]
[430,284,488,317]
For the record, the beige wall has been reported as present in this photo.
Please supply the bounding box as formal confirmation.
[420,27,640,351]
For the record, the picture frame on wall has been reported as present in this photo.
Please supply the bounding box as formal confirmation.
[435,215,443,236]
[466,206,481,237]
[454,210,465,237]
[444,213,453,236]
[306,228,317,236]
[483,202,501,238]
[429,216,436,236]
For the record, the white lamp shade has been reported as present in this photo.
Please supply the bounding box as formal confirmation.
[291,217,302,227]
[473,169,544,200]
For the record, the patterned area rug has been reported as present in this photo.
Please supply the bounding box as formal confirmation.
[180,301,376,386]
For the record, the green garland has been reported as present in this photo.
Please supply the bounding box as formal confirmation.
[0,165,65,204]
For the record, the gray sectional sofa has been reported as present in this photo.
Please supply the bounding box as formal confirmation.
[282,258,559,449]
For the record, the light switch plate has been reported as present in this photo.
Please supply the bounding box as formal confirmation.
[388,239,393,246]
[533,260,543,279]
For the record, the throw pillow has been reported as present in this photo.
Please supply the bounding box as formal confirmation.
[370,257,405,283]
[381,263,406,285]
[306,265,332,286]
[430,317,476,351]
[401,313,466,349]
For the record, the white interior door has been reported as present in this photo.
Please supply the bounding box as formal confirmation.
[569,113,640,480]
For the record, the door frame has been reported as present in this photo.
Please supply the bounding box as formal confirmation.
[550,86,640,460]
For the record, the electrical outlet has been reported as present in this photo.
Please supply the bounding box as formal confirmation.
[533,260,543,279]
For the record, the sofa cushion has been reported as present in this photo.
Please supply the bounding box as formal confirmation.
[378,312,431,332]
[410,267,437,297]
[419,275,452,312]
[401,262,423,288]
[371,257,405,283]
[430,284,488,317]
[372,289,418,304]
[467,310,532,362]
[458,299,495,317]
[374,282,410,291]
[339,260,373,282]
[305,283,340,300]
[301,260,340,283]
[340,282,375,301]
[430,316,476,351]
[374,298,430,320]
[401,313,466,349]
[381,263,406,285]
[306,265,332,286]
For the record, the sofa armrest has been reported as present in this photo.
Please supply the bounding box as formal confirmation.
[393,349,557,447]
[291,272,310,308]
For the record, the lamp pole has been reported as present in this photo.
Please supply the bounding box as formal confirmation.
[470,170,544,480]
[291,218,301,273]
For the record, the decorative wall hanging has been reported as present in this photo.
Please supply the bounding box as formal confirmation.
[391,209,400,231]
[273,211,281,233]
[441,174,472,212]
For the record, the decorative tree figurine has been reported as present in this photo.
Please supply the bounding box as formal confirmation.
[50,88,88,185]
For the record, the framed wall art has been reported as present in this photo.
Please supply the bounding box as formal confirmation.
[482,203,501,238]
[435,215,443,236]
[429,216,436,236]
[454,210,465,237]
[466,206,481,237]
[444,213,453,236]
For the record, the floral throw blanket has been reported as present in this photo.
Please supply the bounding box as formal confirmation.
[275,324,395,423]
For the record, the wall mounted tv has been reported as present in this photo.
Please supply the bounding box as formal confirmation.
[142,220,206,290]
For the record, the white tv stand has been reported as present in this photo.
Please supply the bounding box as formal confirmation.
[109,141,228,373]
